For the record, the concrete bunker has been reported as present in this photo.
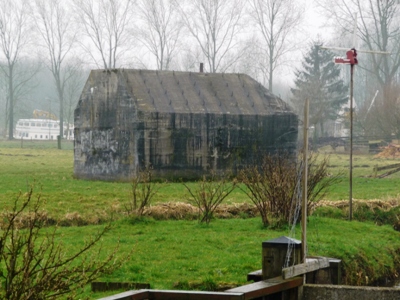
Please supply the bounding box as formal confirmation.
[74,69,298,181]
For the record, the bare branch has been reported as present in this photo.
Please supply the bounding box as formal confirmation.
[136,0,182,70]
[0,187,123,299]
[32,0,77,139]
[72,0,135,70]
[175,0,246,73]
[183,171,237,224]
[249,0,304,92]
[0,0,34,139]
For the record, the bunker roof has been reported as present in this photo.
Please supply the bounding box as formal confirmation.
[94,69,293,115]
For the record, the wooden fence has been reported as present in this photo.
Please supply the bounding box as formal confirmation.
[98,276,303,300]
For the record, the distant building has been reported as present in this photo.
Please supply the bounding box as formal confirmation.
[74,69,298,181]
[15,119,74,140]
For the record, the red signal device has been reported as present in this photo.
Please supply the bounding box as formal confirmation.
[334,48,358,65]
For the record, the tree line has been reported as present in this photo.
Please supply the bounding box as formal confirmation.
[0,0,399,141]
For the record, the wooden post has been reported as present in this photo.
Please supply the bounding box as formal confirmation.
[301,99,309,263]
[262,236,301,280]
[349,64,354,221]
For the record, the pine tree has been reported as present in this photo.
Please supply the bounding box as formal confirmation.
[291,42,348,138]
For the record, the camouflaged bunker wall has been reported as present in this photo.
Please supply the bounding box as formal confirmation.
[74,69,298,181]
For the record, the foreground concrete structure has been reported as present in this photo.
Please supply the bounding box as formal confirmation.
[74,69,298,181]
[303,284,400,300]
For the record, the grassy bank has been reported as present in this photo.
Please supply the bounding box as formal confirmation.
[1,140,400,298]
[81,216,400,298]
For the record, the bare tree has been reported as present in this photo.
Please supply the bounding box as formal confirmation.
[175,0,246,73]
[32,0,77,140]
[177,47,203,72]
[0,73,6,137]
[361,83,400,139]
[137,0,182,70]
[0,0,34,140]
[0,187,121,299]
[64,58,87,139]
[317,0,400,140]
[249,0,303,92]
[317,0,400,88]
[72,0,135,70]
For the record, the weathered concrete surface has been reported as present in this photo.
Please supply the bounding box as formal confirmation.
[303,284,400,300]
[74,69,298,181]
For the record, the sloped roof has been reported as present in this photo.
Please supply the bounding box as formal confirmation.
[113,69,293,116]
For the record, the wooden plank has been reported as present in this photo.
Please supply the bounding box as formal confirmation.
[99,277,304,300]
[149,290,245,300]
[378,167,400,178]
[375,163,400,172]
[247,269,262,281]
[282,257,330,279]
[91,282,150,292]
[97,289,150,300]
[97,289,244,300]
[226,276,303,299]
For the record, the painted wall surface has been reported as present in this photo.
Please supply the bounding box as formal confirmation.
[74,71,139,181]
[74,70,298,181]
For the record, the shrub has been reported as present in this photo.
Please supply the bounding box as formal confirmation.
[125,166,162,217]
[183,171,237,224]
[0,187,122,300]
[239,151,342,227]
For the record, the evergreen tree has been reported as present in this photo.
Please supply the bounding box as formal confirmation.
[291,42,348,138]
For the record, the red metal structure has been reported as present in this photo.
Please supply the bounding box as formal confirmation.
[334,48,358,65]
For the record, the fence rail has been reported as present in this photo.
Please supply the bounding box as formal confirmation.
[98,276,303,300]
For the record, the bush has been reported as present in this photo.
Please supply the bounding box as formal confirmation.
[183,171,237,224]
[125,166,163,217]
[0,187,122,299]
[239,151,342,227]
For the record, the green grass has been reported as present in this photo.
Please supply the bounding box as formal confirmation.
[1,142,400,222]
[74,216,400,298]
[1,140,400,298]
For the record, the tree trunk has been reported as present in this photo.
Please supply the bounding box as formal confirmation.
[7,66,14,140]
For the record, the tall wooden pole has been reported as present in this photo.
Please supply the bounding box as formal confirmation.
[321,46,389,220]
[349,64,354,221]
[301,99,309,263]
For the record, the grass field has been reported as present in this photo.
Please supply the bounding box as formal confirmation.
[1,139,400,298]
[2,139,400,222]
